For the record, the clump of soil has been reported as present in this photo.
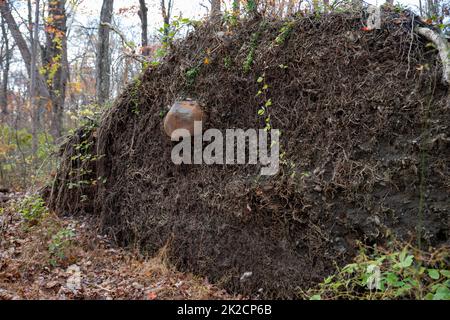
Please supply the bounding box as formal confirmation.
[48,10,449,298]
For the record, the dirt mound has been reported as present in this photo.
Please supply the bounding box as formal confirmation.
[48,10,449,298]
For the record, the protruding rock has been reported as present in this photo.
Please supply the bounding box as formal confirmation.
[163,100,204,138]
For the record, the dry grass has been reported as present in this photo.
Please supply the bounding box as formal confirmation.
[0,200,237,300]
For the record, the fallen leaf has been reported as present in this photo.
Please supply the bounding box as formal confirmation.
[147,291,157,300]
[46,281,60,289]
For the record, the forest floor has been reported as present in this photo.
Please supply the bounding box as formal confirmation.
[0,195,236,300]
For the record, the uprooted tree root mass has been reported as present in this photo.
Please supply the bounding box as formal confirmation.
[48,11,449,298]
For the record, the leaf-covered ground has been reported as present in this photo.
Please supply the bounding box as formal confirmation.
[0,196,236,300]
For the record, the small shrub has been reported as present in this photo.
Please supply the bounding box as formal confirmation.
[186,66,200,85]
[223,11,238,27]
[18,195,47,224]
[243,22,266,73]
[243,32,260,73]
[48,227,76,267]
[130,78,142,115]
[304,242,450,300]
[158,16,199,46]
[224,56,232,69]
[275,21,295,45]
[245,0,257,15]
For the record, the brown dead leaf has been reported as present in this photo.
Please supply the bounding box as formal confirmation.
[147,291,157,300]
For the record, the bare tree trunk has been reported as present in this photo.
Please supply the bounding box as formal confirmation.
[29,0,40,156]
[1,0,33,76]
[161,0,173,43]
[211,0,221,19]
[0,0,50,100]
[427,0,439,18]
[96,0,114,105]
[0,16,10,121]
[44,0,69,139]
[138,0,149,56]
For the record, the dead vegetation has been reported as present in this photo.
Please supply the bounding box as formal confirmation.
[48,10,449,298]
[0,199,235,300]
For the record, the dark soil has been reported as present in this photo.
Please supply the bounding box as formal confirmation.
[48,10,449,298]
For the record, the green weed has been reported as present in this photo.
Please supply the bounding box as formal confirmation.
[304,243,450,300]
